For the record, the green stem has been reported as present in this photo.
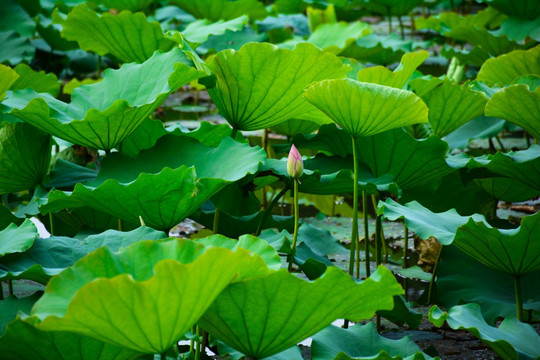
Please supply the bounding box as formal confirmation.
[403,224,409,301]
[213,208,220,235]
[288,179,299,272]
[231,127,238,139]
[0,282,4,300]
[160,353,166,360]
[363,191,370,278]
[387,6,392,33]
[97,55,102,78]
[8,280,13,296]
[350,136,360,277]
[190,326,195,352]
[371,195,388,264]
[427,247,442,304]
[514,276,523,321]
[49,213,54,236]
[374,214,382,266]
[195,326,202,360]
[495,136,505,151]
[376,314,381,333]
[118,218,123,232]
[256,186,289,236]
[398,16,405,39]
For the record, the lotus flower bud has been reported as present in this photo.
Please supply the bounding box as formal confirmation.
[287,144,303,178]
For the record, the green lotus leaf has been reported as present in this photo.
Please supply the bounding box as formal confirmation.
[409,78,489,138]
[453,212,540,277]
[444,116,506,150]
[56,4,175,63]
[481,0,540,20]
[473,177,539,203]
[0,64,19,101]
[0,30,33,65]
[485,84,540,140]
[0,219,37,257]
[193,234,282,270]
[98,0,153,12]
[341,33,421,66]
[0,204,21,231]
[356,50,429,89]
[378,295,422,330]
[182,15,248,45]
[270,118,324,137]
[379,198,487,245]
[437,245,540,323]
[0,122,51,194]
[311,322,434,360]
[441,44,490,67]
[2,48,204,150]
[429,303,540,360]
[477,46,540,86]
[41,167,227,231]
[1,293,40,335]
[205,42,349,131]
[32,239,269,354]
[445,26,519,57]
[169,0,267,21]
[307,21,372,54]
[12,64,60,97]
[362,0,424,17]
[0,227,166,283]
[0,317,148,360]
[304,79,428,138]
[292,125,455,189]
[0,0,35,38]
[454,145,540,191]
[199,265,403,359]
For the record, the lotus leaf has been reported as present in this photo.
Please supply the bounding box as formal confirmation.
[0,227,166,283]
[199,265,403,359]
[12,64,59,97]
[481,0,540,20]
[0,219,38,257]
[362,0,424,17]
[453,212,540,277]
[445,26,519,57]
[437,245,540,323]
[0,293,40,334]
[0,31,33,65]
[307,21,372,54]
[409,78,489,138]
[0,64,19,101]
[0,0,34,38]
[0,122,51,194]
[56,5,175,63]
[356,50,429,89]
[341,33,419,66]
[98,0,153,12]
[492,16,540,42]
[444,116,506,150]
[32,239,269,354]
[169,0,267,21]
[205,42,349,131]
[429,303,540,360]
[477,46,540,86]
[311,322,434,360]
[378,295,423,329]
[304,79,428,138]
[182,16,248,45]
[485,83,540,139]
[0,204,20,231]
[2,48,204,150]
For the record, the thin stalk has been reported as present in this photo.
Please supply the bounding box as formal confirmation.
[374,215,382,266]
[118,218,123,231]
[525,132,531,147]
[427,247,442,304]
[350,136,360,277]
[514,276,523,321]
[403,224,409,301]
[288,179,299,272]
[49,213,54,236]
[8,280,13,296]
[160,353,166,360]
[371,195,388,264]
[190,326,195,352]
[376,314,381,333]
[256,186,288,236]
[213,208,220,235]
[398,16,405,39]
[0,282,4,300]
[231,127,238,139]
[331,195,336,217]
[363,191,371,278]
[97,55,102,78]
[195,326,202,360]
[387,6,392,33]
[495,136,506,151]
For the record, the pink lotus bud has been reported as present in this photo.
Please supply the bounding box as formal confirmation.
[287,144,303,178]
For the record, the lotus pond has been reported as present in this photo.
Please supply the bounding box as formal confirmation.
[1,0,539,359]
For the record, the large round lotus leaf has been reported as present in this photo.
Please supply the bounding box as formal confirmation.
[481,0,540,20]
[304,79,428,138]
[311,322,433,360]
[0,226,166,283]
[477,46,540,86]
[0,219,37,257]
[0,122,51,194]
[454,212,540,277]
[12,63,59,96]
[430,303,540,360]
[356,50,429,89]
[168,0,267,21]
[485,84,540,140]
[98,0,153,12]
[409,78,489,138]
[181,16,248,45]
[56,5,175,63]
[205,42,349,131]
[307,21,372,55]
[0,317,147,360]
[32,239,269,354]
[40,167,228,231]
[2,48,205,150]
[198,265,403,359]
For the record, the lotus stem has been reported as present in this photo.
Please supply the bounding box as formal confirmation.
[514,275,523,321]
[495,136,505,151]
[256,186,289,236]
[213,208,220,235]
[195,326,202,360]
[404,224,409,301]
[427,247,442,305]
[118,218,123,231]
[160,353,166,360]
[8,280,13,296]
[49,213,54,236]
[231,127,238,139]
[0,282,4,300]
[349,136,360,278]
[363,191,370,278]
[288,179,299,272]
[97,55,102,78]
[376,314,381,333]
[371,195,388,264]
[374,214,382,266]
[398,16,405,39]
[387,6,392,34]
